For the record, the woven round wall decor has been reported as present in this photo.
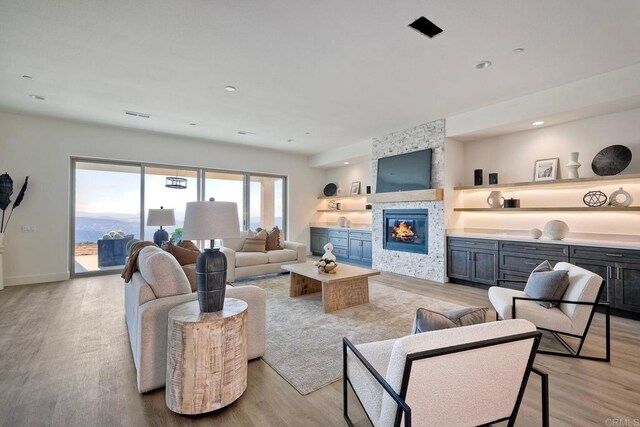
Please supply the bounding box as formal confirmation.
[583,190,608,207]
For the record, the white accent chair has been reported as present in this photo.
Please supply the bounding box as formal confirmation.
[488,262,610,362]
[343,319,548,427]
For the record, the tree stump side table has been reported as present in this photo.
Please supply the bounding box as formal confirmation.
[166,298,248,415]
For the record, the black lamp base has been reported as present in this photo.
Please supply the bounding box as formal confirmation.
[196,248,228,312]
[153,228,169,246]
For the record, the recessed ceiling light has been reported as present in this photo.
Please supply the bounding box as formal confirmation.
[532,121,544,126]
[344,162,350,165]
[237,130,256,136]
[305,132,311,135]
[22,75,32,79]
[512,47,525,54]
[225,86,237,92]
[189,122,197,126]
[474,61,492,70]
[29,94,45,100]
[287,139,294,143]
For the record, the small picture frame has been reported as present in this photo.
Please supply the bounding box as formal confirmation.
[350,181,361,195]
[533,158,559,181]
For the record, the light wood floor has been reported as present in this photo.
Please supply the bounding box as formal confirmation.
[0,272,638,426]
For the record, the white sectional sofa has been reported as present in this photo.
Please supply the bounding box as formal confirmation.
[124,246,266,393]
[221,231,306,282]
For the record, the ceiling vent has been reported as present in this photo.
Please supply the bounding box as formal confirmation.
[125,110,151,118]
[409,16,443,38]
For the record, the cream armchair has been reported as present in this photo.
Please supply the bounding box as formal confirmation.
[488,262,610,362]
[343,320,548,427]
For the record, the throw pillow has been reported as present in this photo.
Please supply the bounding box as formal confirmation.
[257,226,283,250]
[524,260,570,308]
[240,229,268,253]
[178,240,200,252]
[412,306,488,334]
[166,241,200,266]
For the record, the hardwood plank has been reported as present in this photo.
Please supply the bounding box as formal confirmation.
[0,273,637,426]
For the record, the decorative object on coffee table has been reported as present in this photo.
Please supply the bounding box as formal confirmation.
[489,173,498,185]
[323,183,337,197]
[0,174,29,291]
[591,145,632,176]
[583,190,608,207]
[474,169,483,186]
[609,187,633,207]
[166,299,248,415]
[529,228,542,239]
[504,198,520,208]
[147,206,175,246]
[282,262,380,313]
[314,242,338,273]
[543,220,569,240]
[350,181,361,195]
[533,158,559,181]
[486,190,504,208]
[566,152,581,179]
[183,199,240,312]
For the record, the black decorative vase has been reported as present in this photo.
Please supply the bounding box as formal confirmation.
[196,248,227,312]
[474,169,483,186]
[153,228,169,246]
[366,185,371,194]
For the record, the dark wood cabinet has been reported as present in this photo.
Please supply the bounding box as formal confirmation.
[310,227,372,267]
[447,238,498,285]
[447,236,640,317]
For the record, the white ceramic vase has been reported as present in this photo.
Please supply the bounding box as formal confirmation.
[544,220,570,240]
[0,233,4,290]
[486,191,504,208]
[566,152,581,179]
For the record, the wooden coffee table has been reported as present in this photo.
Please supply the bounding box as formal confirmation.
[282,262,380,313]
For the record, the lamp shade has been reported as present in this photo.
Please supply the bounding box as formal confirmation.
[182,201,240,240]
[147,208,176,226]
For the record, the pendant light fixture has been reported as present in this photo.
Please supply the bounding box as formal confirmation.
[165,169,187,189]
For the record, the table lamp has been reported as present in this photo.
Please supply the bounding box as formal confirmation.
[147,206,176,246]
[182,199,240,312]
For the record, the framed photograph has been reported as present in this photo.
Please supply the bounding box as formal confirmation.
[350,181,361,195]
[533,158,559,181]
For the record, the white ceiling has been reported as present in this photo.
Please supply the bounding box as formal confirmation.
[1,0,639,154]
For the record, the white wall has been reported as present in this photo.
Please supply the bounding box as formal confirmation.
[456,108,640,235]
[462,108,640,185]
[0,112,323,285]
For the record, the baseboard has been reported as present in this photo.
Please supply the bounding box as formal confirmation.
[2,272,70,287]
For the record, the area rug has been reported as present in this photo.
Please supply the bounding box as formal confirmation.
[236,274,464,395]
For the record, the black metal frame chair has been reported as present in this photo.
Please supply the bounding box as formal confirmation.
[495,279,610,362]
[343,331,549,427]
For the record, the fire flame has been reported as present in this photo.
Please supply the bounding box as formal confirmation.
[392,221,415,242]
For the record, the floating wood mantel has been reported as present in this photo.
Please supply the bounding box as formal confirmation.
[366,189,443,204]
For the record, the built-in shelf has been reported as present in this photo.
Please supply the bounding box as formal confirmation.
[454,207,640,212]
[317,209,371,213]
[317,194,367,200]
[367,189,443,203]
[454,174,640,191]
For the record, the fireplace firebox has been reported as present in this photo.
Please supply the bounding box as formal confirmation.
[383,209,428,254]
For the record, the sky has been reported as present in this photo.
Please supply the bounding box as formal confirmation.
[75,167,283,232]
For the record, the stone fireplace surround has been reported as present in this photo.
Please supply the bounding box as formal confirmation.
[371,119,446,283]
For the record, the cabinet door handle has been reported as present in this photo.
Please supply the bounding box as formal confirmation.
[616,267,622,280]
[607,266,613,279]
[523,247,538,250]
[605,253,623,257]
[524,261,537,266]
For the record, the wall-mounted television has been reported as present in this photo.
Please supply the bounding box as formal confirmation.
[375,149,432,193]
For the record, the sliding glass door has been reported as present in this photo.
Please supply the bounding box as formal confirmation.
[72,160,142,274]
[143,166,199,242]
[72,159,287,276]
